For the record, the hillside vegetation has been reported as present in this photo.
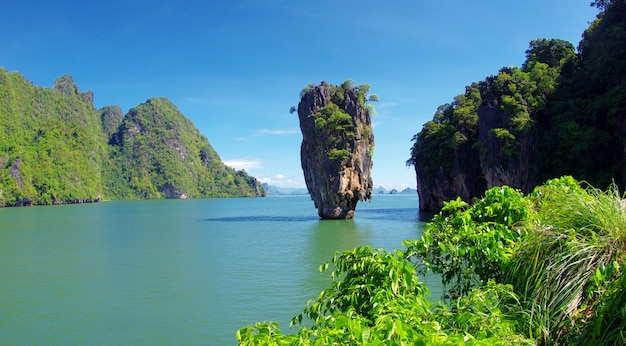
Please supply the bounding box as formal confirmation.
[0,71,105,206]
[407,0,626,210]
[0,69,264,206]
[105,97,264,199]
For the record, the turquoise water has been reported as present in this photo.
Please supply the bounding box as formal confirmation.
[0,194,431,345]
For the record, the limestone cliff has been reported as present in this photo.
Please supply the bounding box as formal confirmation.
[477,81,536,193]
[297,81,375,219]
[412,85,538,211]
[410,6,626,210]
[408,69,543,211]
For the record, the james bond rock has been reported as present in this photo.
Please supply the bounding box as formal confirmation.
[297,81,376,219]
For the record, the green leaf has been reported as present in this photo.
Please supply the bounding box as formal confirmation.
[438,242,447,252]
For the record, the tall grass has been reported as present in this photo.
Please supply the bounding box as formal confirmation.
[506,177,626,344]
[585,270,626,345]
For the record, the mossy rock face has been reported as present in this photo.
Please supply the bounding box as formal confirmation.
[297,81,375,219]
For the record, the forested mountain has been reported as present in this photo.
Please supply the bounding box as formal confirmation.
[408,1,626,210]
[0,70,106,206]
[0,69,264,207]
[105,97,264,199]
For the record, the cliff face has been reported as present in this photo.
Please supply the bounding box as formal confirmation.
[414,89,537,211]
[409,68,545,211]
[297,81,374,219]
[411,2,626,211]
[477,87,536,193]
[413,140,485,212]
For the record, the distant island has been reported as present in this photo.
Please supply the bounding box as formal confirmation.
[374,186,417,195]
[261,184,309,196]
[0,71,264,207]
[262,184,417,196]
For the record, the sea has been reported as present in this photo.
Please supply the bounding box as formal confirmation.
[0,194,436,345]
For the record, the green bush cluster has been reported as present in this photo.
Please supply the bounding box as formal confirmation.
[308,81,376,163]
[237,176,626,345]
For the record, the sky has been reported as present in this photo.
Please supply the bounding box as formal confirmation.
[0,0,599,190]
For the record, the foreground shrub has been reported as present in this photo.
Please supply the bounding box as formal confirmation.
[237,176,626,345]
[237,247,532,345]
[404,186,533,299]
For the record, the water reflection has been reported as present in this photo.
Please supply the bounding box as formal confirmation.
[358,207,421,222]
[304,219,372,285]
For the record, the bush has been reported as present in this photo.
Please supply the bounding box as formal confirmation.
[404,186,533,299]
[238,176,626,345]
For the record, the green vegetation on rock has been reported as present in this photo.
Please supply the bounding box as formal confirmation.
[306,81,376,163]
[408,1,626,207]
[0,69,105,206]
[0,69,264,206]
[105,97,263,199]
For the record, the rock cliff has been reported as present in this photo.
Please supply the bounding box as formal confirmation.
[297,81,375,219]
[410,1,626,210]
[408,69,544,211]
[477,81,536,193]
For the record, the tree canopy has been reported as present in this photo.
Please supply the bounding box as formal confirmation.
[408,0,626,205]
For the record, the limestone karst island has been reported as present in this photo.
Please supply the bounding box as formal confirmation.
[0,70,265,207]
[297,81,376,219]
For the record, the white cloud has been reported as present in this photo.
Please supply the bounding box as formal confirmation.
[257,128,299,135]
[260,174,305,188]
[223,159,262,170]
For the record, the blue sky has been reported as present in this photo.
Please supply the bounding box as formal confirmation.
[1,1,598,189]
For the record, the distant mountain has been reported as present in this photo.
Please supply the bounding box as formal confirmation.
[374,186,388,194]
[262,183,309,195]
[374,186,417,194]
[0,69,264,206]
[105,97,264,199]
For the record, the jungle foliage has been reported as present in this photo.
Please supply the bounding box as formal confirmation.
[0,70,106,206]
[0,70,263,206]
[306,80,376,163]
[237,176,626,345]
[408,0,626,193]
[105,97,263,199]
